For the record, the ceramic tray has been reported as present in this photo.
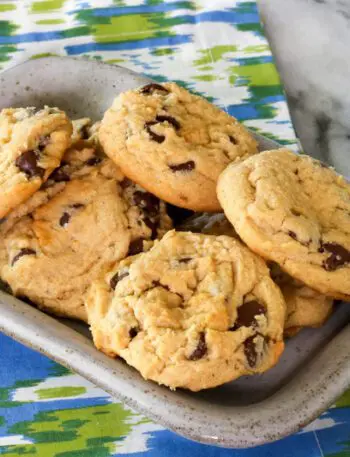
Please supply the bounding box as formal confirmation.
[0,57,349,449]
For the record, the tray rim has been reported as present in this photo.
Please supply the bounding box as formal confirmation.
[0,56,349,449]
[0,291,349,449]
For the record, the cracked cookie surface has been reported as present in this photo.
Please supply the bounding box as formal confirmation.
[0,107,72,218]
[0,142,171,321]
[218,149,350,299]
[99,82,258,212]
[180,212,334,336]
[86,230,285,391]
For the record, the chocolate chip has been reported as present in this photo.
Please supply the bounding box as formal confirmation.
[132,191,160,238]
[12,248,36,266]
[155,115,180,130]
[319,242,350,271]
[86,156,102,166]
[179,257,191,263]
[49,166,70,183]
[188,332,207,361]
[110,271,129,290]
[37,134,50,151]
[140,83,169,95]
[70,203,84,209]
[145,121,165,143]
[144,114,180,144]
[128,238,145,256]
[166,204,194,226]
[288,230,297,240]
[16,150,45,179]
[230,300,265,330]
[244,336,257,367]
[129,327,139,339]
[228,135,237,145]
[120,178,132,189]
[59,212,70,227]
[169,161,195,172]
[133,191,160,217]
[0,218,6,225]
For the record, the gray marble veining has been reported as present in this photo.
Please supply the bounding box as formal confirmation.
[259,0,350,174]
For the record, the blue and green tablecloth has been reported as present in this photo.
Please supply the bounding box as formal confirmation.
[0,1,349,456]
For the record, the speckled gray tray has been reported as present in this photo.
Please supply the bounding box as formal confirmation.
[0,57,349,449]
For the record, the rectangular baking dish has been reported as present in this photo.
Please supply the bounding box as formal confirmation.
[0,57,349,449]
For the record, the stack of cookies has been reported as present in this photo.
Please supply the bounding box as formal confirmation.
[0,82,348,392]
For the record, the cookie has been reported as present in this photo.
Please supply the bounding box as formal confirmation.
[0,143,172,321]
[0,123,101,236]
[86,230,285,391]
[0,107,72,218]
[269,263,333,337]
[218,149,350,300]
[99,82,258,212]
[283,283,333,337]
[180,212,334,336]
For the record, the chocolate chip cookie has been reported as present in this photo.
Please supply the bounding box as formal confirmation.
[1,142,172,321]
[180,212,334,335]
[86,230,285,391]
[0,125,102,236]
[0,107,72,218]
[269,263,333,337]
[218,149,350,300]
[99,82,258,212]
[283,283,333,337]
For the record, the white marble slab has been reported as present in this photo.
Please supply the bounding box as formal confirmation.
[259,0,350,174]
